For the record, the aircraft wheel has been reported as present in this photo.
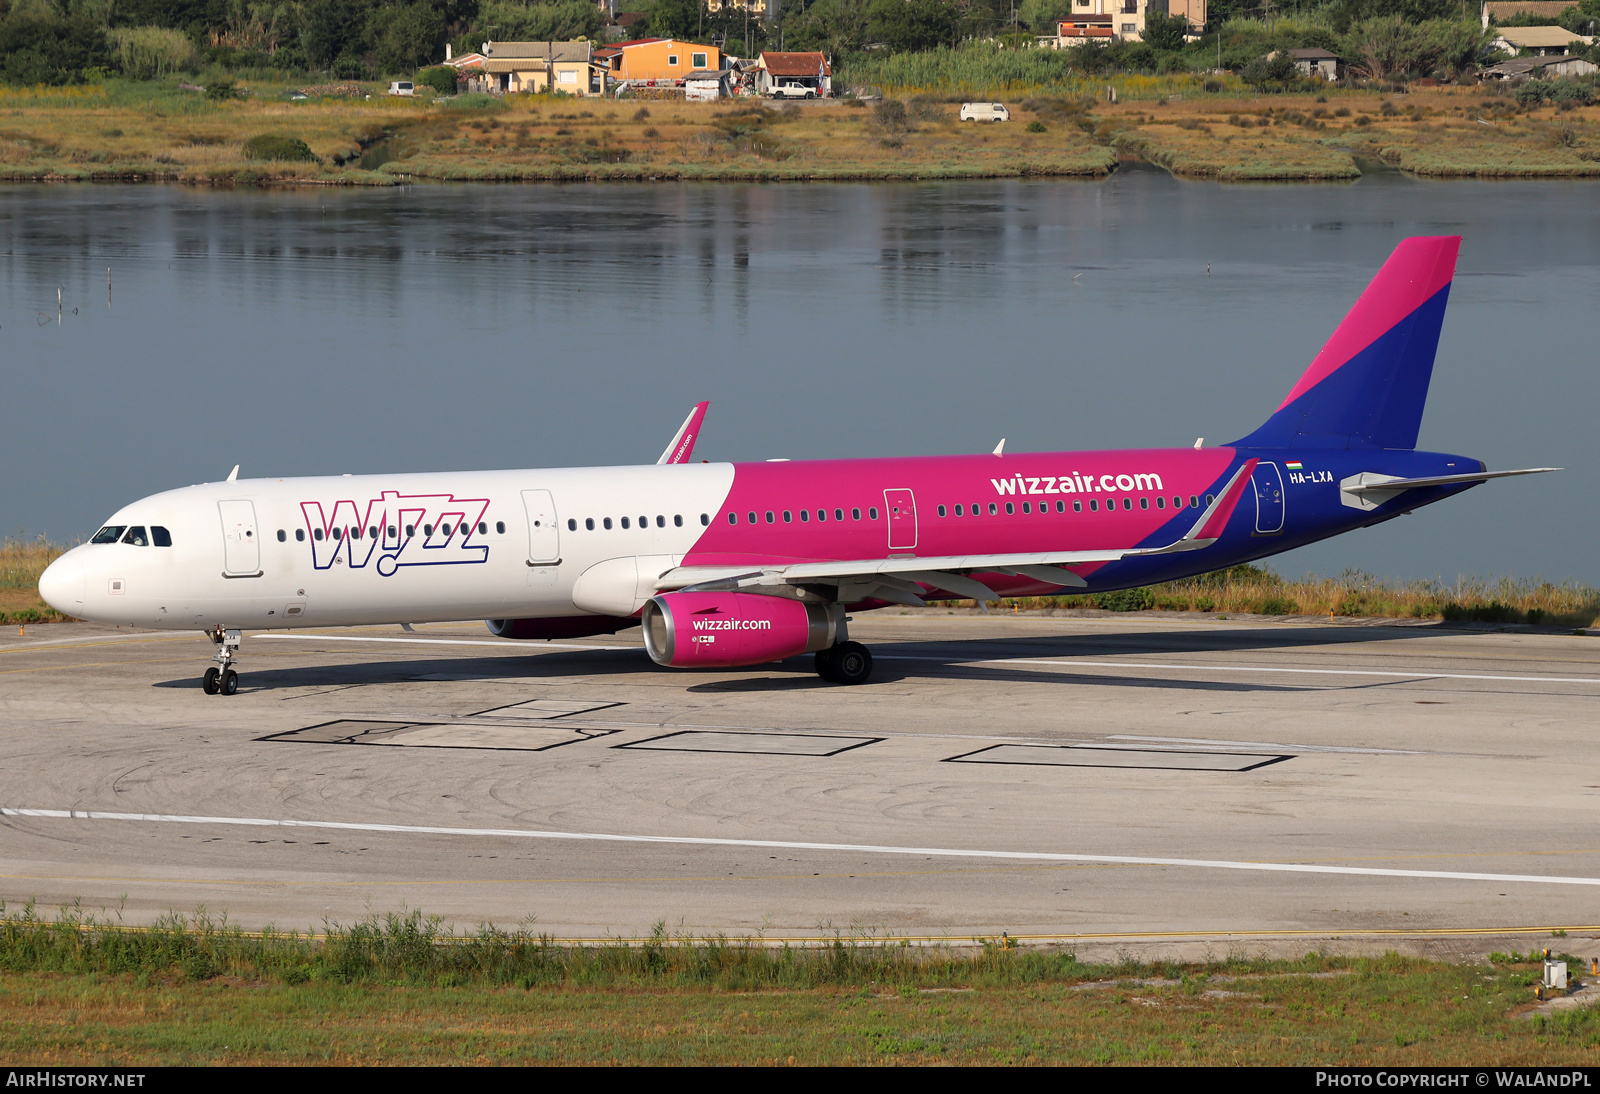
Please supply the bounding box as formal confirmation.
[220,669,239,696]
[830,641,872,685]
[814,646,839,682]
[202,667,220,695]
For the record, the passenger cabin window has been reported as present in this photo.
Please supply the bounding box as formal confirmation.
[586,518,596,530]
[799,510,809,522]
[1089,500,1098,512]
[699,514,708,526]
[121,526,149,546]
[869,507,878,520]
[851,508,861,520]
[297,529,306,541]
[568,519,577,531]
[314,529,325,541]
[937,505,946,517]
[1140,498,1150,510]
[1073,501,1082,512]
[621,517,630,529]
[603,518,613,530]
[748,512,757,524]
[782,511,792,523]
[1205,494,1215,506]
[1055,501,1065,513]
[656,515,665,528]
[1005,503,1015,515]
[727,513,737,525]
[765,511,775,524]
[497,521,507,534]
[987,503,997,515]
[277,529,287,542]
[91,526,126,544]
[1155,497,1165,509]
[387,526,396,538]
[405,525,415,536]
[954,505,963,516]
[478,522,488,535]
[834,509,844,521]
[1190,496,1200,508]
[639,515,648,528]
[1021,502,1030,514]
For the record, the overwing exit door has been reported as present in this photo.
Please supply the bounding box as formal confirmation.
[1252,462,1285,535]
[521,489,561,564]
[884,488,918,551]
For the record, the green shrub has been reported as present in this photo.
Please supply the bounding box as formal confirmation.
[1097,587,1155,612]
[1025,119,1047,132]
[417,66,457,96]
[1515,79,1551,106]
[243,134,318,162]
[1257,595,1296,616]
[1548,79,1594,106]
[206,78,237,100]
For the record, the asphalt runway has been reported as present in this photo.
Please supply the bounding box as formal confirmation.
[3,610,1599,957]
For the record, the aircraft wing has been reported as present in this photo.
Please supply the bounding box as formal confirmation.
[657,401,711,465]
[655,460,1259,604]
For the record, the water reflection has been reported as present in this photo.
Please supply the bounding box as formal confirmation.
[1,170,1595,581]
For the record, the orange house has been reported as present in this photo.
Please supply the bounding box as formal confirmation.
[595,38,721,83]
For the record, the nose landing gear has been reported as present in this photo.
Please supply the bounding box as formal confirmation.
[814,641,873,685]
[203,627,242,695]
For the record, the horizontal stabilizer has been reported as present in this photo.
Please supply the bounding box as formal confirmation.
[1340,466,1561,511]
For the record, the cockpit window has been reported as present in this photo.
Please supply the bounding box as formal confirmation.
[91,526,126,544]
[152,526,172,547]
[121,526,149,546]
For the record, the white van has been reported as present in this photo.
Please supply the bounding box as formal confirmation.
[959,102,1009,122]
[387,81,415,97]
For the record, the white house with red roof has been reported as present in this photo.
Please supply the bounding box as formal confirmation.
[752,52,831,97]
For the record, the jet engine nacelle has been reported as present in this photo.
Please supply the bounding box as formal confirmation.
[641,591,845,668]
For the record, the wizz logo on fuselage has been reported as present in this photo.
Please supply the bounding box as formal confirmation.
[300,490,491,577]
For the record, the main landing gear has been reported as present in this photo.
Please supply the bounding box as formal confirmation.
[815,641,873,685]
[202,626,242,695]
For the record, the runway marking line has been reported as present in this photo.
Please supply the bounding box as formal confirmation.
[10,807,1600,888]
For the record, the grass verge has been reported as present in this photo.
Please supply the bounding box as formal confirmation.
[934,564,1600,627]
[0,905,1595,1064]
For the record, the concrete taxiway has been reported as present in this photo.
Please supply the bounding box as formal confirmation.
[2,610,1598,957]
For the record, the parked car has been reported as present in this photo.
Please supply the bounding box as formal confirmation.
[769,83,818,100]
[387,81,415,97]
[959,102,1010,122]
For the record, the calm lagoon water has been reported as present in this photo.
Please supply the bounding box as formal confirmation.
[3,166,1597,583]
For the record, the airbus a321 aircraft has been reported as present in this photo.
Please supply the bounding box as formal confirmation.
[40,236,1556,694]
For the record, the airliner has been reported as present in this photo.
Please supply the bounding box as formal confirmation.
[38,237,1555,694]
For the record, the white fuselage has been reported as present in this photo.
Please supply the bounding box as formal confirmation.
[41,465,736,631]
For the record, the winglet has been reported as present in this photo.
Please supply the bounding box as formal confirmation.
[226,464,239,482]
[658,401,710,465]
[1131,459,1258,556]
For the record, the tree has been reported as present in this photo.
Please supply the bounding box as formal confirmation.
[370,2,446,72]
[1239,49,1297,89]
[1141,9,1188,50]
[866,0,956,51]
[1017,0,1072,34]
[0,8,112,85]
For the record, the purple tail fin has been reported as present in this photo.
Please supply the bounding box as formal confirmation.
[1234,236,1461,451]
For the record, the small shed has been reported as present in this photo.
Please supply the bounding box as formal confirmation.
[684,69,730,101]
[1287,47,1343,81]
[1481,54,1600,78]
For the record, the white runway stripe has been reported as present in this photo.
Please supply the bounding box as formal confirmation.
[881,654,1600,686]
[5,807,1598,888]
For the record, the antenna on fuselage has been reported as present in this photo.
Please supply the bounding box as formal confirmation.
[226,464,239,482]
[1193,438,1204,449]
[992,439,1006,456]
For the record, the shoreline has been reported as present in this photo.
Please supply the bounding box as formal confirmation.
[4,80,1598,187]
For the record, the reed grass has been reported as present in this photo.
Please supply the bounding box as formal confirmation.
[0,538,71,624]
[839,45,1240,101]
[952,564,1600,627]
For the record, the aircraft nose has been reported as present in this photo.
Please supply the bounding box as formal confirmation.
[38,553,86,614]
